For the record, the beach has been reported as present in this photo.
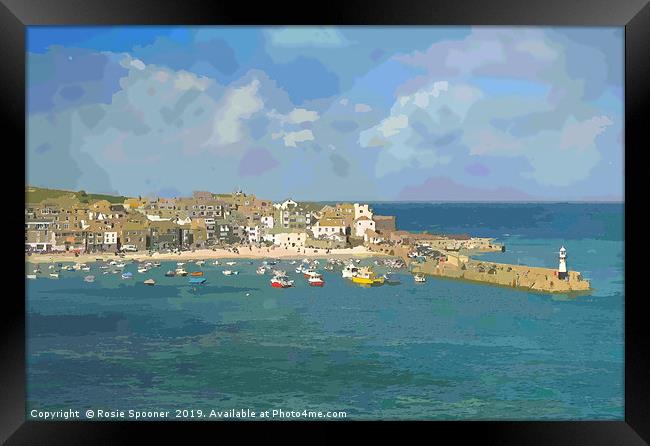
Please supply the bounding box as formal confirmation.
[25,245,387,264]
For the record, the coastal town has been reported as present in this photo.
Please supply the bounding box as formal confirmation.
[25,186,591,293]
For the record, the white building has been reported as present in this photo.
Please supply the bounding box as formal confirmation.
[263,230,307,249]
[354,216,375,237]
[261,215,274,229]
[354,203,373,221]
[312,217,347,242]
[244,226,261,244]
[103,231,118,246]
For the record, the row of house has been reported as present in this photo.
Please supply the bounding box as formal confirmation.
[25,189,399,253]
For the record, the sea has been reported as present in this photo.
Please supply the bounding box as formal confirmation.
[26,203,624,420]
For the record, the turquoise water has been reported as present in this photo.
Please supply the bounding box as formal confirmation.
[26,203,624,420]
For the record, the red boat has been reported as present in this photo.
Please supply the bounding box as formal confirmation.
[270,275,294,288]
[308,275,325,287]
[303,269,318,279]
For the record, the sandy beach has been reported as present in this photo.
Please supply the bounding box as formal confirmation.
[25,245,388,264]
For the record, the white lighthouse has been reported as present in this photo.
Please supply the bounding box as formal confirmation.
[558,246,568,280]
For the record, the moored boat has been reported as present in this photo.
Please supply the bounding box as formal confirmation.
[26,274,37,280]
[137,267,148,273]
[222,270,238,276]
[121,272,133,279]
[383,272,401,285]
[165,270,176,277]
[188,277,207,284]
[144,279,156,286]
[414,273,426,283]
[256,266,267,275]
[308,274,325,287]
[190,271,204,277]
[49,272,59,279]
[84,275,95,283]
[351,267,385,286]
[270,275,294,288]
[342,264,359,279]
[175,268,188,276]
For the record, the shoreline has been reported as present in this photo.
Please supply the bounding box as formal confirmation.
[25,245,389,264]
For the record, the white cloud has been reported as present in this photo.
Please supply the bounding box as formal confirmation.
[377,114,409,137]
[283,129,315,147]
[205,79,263,146]
[354,103,372,113]
[340,98,349,106]
[286,108,319,124]
[130,59,146,70]
[560,115,613,150]
[174,71,211,91]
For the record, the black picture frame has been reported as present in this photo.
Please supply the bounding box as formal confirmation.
[2,0,647,443]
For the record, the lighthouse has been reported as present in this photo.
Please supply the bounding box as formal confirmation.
[558,246,568,280]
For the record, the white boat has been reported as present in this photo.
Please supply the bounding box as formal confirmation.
[414,274,426,283]
[177,262,185,266]
[175,268,188,276]
[84,275,95,283]
[121,272,133,279]
[153,262,161,267]
[144,279,156,286]
[109,260,117,266]
[48,265,55,270]
[295,266,304,274]
[270,275,294,288]
[26,274,37,280]
[222,270,238,276]
[49,272,59,279]
[226,261,236,266]
[81,266,90,271]
[256,266,267,275]
[308,275,325,287]
[213,260,220,266]
[137,267,148,273]
[342,264,359,279]
[195,260,205,266]
[115,262,126,268]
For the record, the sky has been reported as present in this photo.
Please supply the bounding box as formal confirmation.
[26,26,624,202]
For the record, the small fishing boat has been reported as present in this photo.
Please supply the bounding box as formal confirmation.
[115,262,126,269]
[48,265,55,270]
[84,275,95,283]
[33,267,42,274]
[323,264,334,271]
[188,277,207,284]
[195,260,205,266]
[308,274,325,287]
[153,262,161,267]
[213,260,220,266]
[295,265,304,274]
[341,264,359,279]
[414,274,426,283]
[190,271,204,277]
[49,272,59,279]
[222,270,238,276]
[273,269,287,277]
[303,268,317,279]
[177,262,185,266]
[121,272,133,279]
[137,267,148,273]
[144,279,156,286]
[270,275,294,288]
[383,273,401,285]
[26,274,37,280]
[351,267,385,286]
[99,265,109,269]
[109,260,117,266]
[165,270,176,277]
[81,266,91,272]
[256,266,267,275]
[175,268,188,276]
[226,261,236,266]
[289,260,297,265]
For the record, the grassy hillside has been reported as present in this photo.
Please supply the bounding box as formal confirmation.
[26,186,129,204]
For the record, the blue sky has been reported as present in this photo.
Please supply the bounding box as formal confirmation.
[26,26,623,201]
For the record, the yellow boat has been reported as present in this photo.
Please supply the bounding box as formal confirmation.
[351,267,385,286]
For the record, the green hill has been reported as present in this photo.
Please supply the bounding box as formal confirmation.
[26,186,129,204]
